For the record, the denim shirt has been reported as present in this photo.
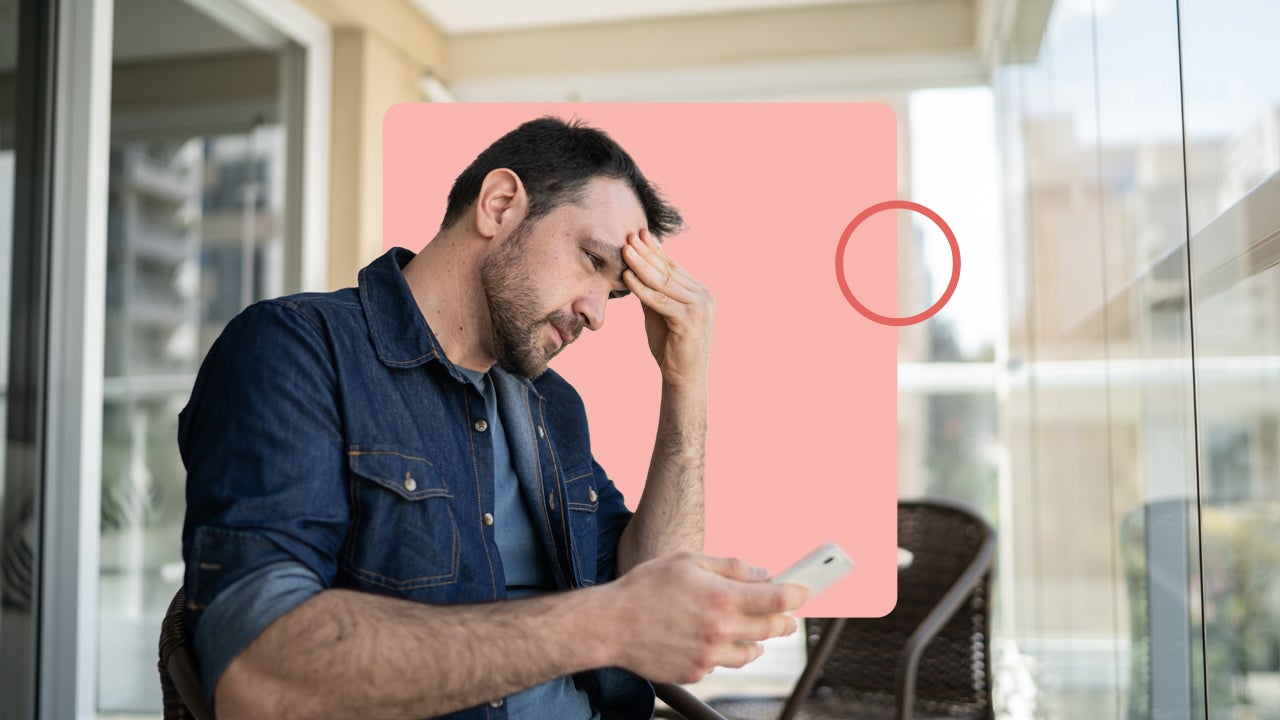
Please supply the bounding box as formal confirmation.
[179,247,654,719]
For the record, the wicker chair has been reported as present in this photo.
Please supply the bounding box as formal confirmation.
[157,587,214,720]
[159,585,726,720]
[704,499,996,720]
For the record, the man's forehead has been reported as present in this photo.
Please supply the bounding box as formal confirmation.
[562,180,649,242]
[585,176,646,214]
[576,219,653,251]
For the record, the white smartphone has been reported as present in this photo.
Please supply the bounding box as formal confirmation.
[773,543,855,597]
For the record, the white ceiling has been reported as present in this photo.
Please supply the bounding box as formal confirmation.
[411,0,888,35]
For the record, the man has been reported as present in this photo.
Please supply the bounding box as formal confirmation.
[180,116,807,719]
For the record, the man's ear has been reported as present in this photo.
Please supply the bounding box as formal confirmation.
[474,169,527,240]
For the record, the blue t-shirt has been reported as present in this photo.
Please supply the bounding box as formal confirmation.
[458,366,599,720]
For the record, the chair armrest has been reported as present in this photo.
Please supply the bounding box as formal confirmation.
[162,647,215,720]
[653,682,728,720]
[776,617,847,720]
[896,529,996,720]
[159,588,215,720]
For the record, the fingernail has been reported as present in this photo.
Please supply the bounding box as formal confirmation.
[753,566,770,580]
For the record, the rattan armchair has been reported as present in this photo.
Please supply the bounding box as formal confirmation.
[157,587,213,720]
[159,585,725,719]
[703,499,996,720]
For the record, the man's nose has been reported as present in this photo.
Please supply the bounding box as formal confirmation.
[574,291,607,332]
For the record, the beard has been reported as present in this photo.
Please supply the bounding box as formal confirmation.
[479,219,583,378]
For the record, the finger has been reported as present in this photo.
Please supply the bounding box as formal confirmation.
[714,642,765,670]
[726,612,799,643]
[625,268,697,319]
[623,239,693,301]
[639,228,673,255]
[628,234,702,296]
[637,228,691,276]
[773,613,801,638]
[623,238,697,303]
[695,555,771,582]
[737,581,811,615]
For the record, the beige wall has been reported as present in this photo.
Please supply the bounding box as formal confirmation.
[295,0,446,289]
[326,27,434,289]
[445,0,975,81]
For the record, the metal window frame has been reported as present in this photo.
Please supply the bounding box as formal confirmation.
[35,0,330,717]
[245,0,331,294]
[41,0,114,716]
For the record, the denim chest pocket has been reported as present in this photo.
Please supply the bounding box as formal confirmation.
[343,446,460,590]
[563,467,599,586]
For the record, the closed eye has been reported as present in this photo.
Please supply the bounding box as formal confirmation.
[583,245,629,299]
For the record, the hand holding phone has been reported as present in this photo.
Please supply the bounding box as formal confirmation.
[773,543,855,598]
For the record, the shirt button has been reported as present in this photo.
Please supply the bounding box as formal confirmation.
[588,487,598,503]
[483,512,494,526]
[490,699,504,708]
[404,473,417,492]
[536,426,545,438]
[474,419,488,432]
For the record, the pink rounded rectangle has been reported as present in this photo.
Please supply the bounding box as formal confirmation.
[383,103,898,617]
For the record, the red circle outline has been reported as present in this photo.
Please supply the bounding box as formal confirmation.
[835,200,960,327]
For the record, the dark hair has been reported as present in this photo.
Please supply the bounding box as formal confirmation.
[441,116,683,237]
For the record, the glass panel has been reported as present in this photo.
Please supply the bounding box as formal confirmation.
[1180,0,1280,233]
[1094,1,1206,718]
[1190,260,1280,717]
[1010,3,1123,715]
[99,0,293,713]
[899,85,1001,524]
[995,0,1207,717]
[1,0,48,716]
[1181,2,1280,717]
[0,0,17,619]
[993,47,1043,719]
[0,0,21,710]
[898,84,1005,710]
[903,87,1001,365]
[897,389,998,519]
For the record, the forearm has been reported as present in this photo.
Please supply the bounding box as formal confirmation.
[618,380,707,572]
[215,586,612,720]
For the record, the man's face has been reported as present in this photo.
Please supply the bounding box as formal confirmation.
[480,176,647,378]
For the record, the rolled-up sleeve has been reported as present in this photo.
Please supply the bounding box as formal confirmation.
[178,299,349,703]
[194,561,327,704]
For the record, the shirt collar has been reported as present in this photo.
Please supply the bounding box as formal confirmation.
[357,246,541,396]
[358,247,450,371]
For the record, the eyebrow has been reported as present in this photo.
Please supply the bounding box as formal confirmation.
[581,234,628,287]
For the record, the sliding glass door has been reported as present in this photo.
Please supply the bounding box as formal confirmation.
[0,0,326,717]
[99,2,300,709]
[1180,2,1280,715]
[96,0,328,714]
[1,0,55,717]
